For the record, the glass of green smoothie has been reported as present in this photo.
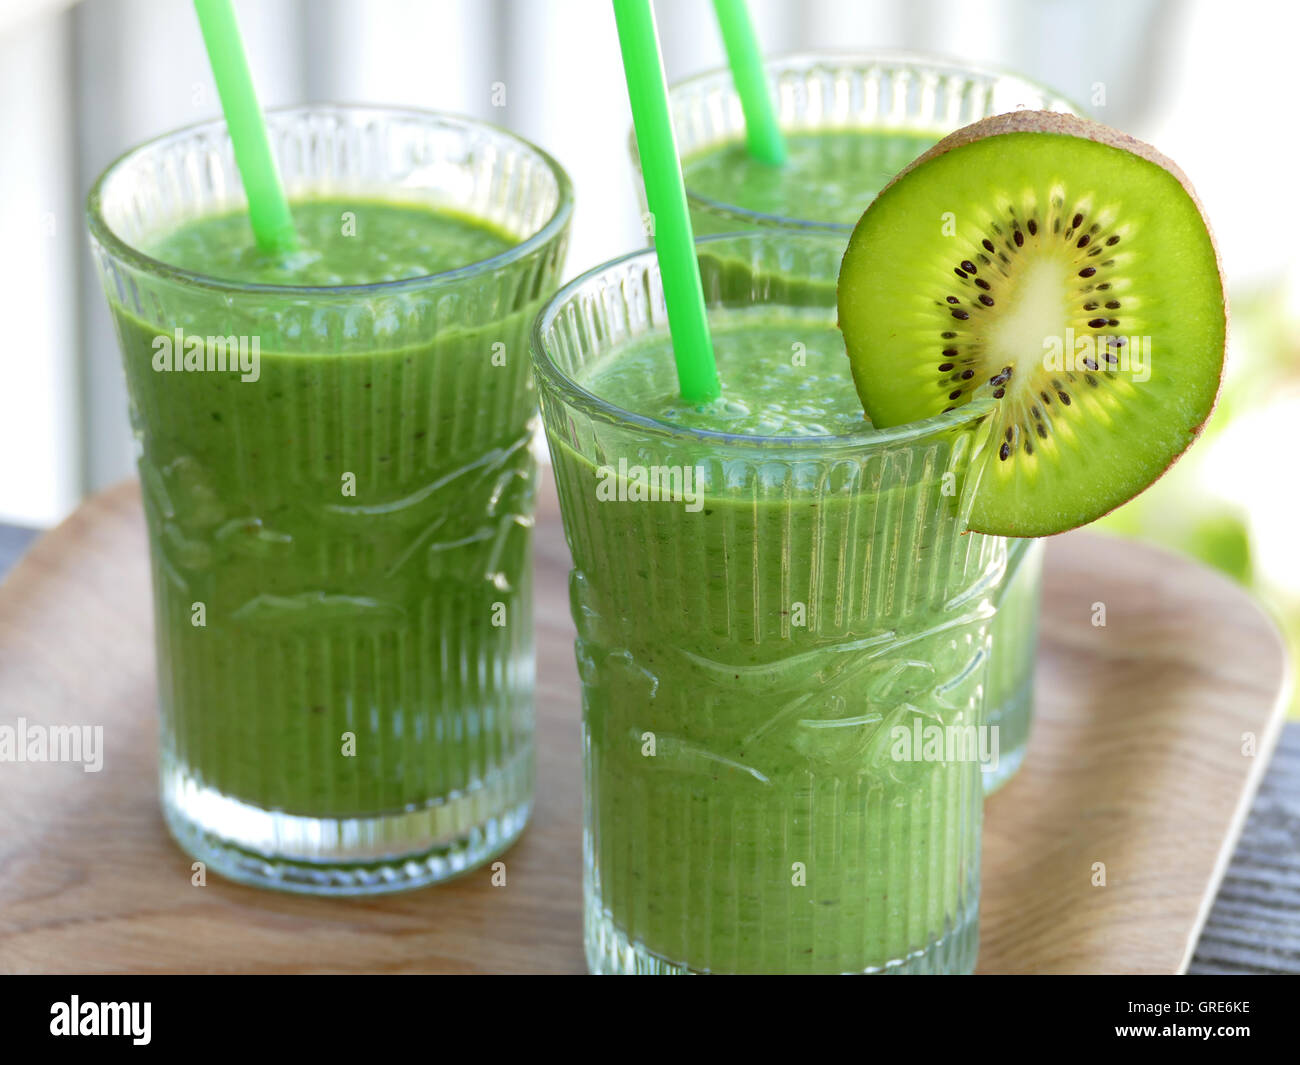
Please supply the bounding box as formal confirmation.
[642,51,1081,792]
[533,231,1006,974]
[87,105,572,894]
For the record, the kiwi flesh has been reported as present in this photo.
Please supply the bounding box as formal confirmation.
[837,111,1227,537]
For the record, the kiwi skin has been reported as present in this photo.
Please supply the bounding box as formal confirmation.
[843,110,1228,535]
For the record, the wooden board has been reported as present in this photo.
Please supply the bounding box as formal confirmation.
[0,479,1288,974]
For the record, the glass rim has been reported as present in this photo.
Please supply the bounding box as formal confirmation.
[529,231,995,452]
[86,103,575,298]
[642,48,1083,235]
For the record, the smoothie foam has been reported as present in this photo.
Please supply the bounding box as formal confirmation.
[683,129,937,228]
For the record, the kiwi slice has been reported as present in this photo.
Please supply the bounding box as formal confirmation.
[837,111,1227,537]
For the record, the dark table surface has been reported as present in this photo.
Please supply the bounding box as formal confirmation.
[1,522,1296,974]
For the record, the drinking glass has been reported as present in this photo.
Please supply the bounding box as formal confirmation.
[88,105,572,894]
[533,232,1006,973]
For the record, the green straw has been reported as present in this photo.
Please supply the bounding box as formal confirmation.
[613,0,719,405]
[712,0,786,165]
[193,0,297,254]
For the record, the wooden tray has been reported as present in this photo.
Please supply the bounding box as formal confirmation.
[0,479,1288,974]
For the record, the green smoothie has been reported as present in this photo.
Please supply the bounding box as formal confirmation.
[548,306,996,973]
[115,199,534,822]
[149,198,510,285]
[682,129,939,230]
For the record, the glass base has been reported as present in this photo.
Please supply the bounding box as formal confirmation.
[583,892,979,975]
[160,748,532,895]
[982,675,1033,795]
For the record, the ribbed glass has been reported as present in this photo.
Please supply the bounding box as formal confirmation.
[87,106,572,894]
[634,52,1067,789]
[533,233,1007,973]
[982,538,1045,792]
